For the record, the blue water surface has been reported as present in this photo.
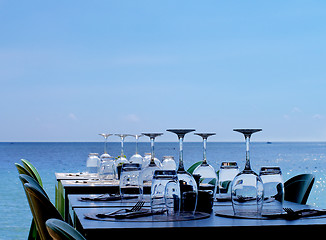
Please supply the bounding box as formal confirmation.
[1,142,326,239]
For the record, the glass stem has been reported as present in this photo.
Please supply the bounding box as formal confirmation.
[244,134,251,170]
[178,136,185,172]
[135,136,139,154]
[150,137,155,164]
[104,137,108,154]
[121,137,124,157]
[202,137,207,164]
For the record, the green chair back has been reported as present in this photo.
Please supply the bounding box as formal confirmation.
[24,182,63,240]
[21,159,43,187]
[284,174,315,204]
[15,163,34,178]
[187,161,202,174]
[46,219,87,240]
[18,174,41,240]
[19,174,49,200]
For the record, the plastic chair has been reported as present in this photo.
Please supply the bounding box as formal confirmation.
[15,163,34,177]
[17,172,41,240]
[19,174,49,200]
[187,161,202,174]
[24,182,63,240]
[21,159,43,187]
[46,219,87,240]
[284,174,315,204]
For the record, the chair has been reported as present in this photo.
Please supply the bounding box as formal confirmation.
[15,163,34,177]
[21,159,43,187]
[16,171,42,240]
[284,174,315,204]
[187,161,202,174]
[46,219,86,240]
[19,174,49,200]
[24,182,63,240]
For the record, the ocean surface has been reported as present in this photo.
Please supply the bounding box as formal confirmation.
[1,141,326,239]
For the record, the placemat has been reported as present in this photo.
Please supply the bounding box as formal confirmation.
[84,210,210,222]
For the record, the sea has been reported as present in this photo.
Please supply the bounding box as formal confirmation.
[1,141,326,239]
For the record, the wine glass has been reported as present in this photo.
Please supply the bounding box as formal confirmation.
[192,133,218,198]
[166,129,198,214]
[98,133,113,158]
[140,133,163,187]
[162,156,177,170]
[129,134,144,165]
[231,129,264,216]
[115,134,131,179]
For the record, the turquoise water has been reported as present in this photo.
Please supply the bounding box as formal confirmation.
[1,142,326,239]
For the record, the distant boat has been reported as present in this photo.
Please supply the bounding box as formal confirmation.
[266,141,272,144]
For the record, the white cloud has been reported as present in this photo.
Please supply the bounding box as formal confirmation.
[291,107,302,113]
[68,113,77,120]
[125,114,140,122]
[313,114,323,120]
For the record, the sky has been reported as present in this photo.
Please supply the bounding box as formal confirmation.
[1,0,326,142]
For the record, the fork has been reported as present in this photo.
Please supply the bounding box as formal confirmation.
[130,201,145,212]
[96,200,145,218]
[283,208,301,219]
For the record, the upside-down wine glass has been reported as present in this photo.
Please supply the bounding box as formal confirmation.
[141,133,163,187]
[166,129,198,214]
[115,134,131,179]
[129,134,144,165]
[99,133,113,158]
[231,129,264,216]
[192,133,218,198]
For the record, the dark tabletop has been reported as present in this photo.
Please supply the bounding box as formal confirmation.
[73,200,326,239]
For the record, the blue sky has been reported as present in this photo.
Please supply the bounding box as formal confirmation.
[1,0,326,142]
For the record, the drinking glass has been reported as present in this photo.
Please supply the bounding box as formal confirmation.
[119,163,143,200]
[166,129,198,214]
[98,155,115,180]
[151,170,180,214]
[99,133,113,158]
[129,134,144,165]
[192,133,218,198]
[162,156,177,170]
[142,153,162,168]
[115,134,131,179]
[259,166,284,214]
[86,153,100,175]
[216,162,239,201]
[141,133,163,187]
[231,129,264,216]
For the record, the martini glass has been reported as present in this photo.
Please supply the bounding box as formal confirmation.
[140,133,163,187]
[99,133,112,159]
[114,134,131,179]
[129,134,144,165]
[166,129,198,213]
[192,133,218,198]
[231,129,264,216]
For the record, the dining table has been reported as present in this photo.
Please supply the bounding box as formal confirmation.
[70,194,326,239]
